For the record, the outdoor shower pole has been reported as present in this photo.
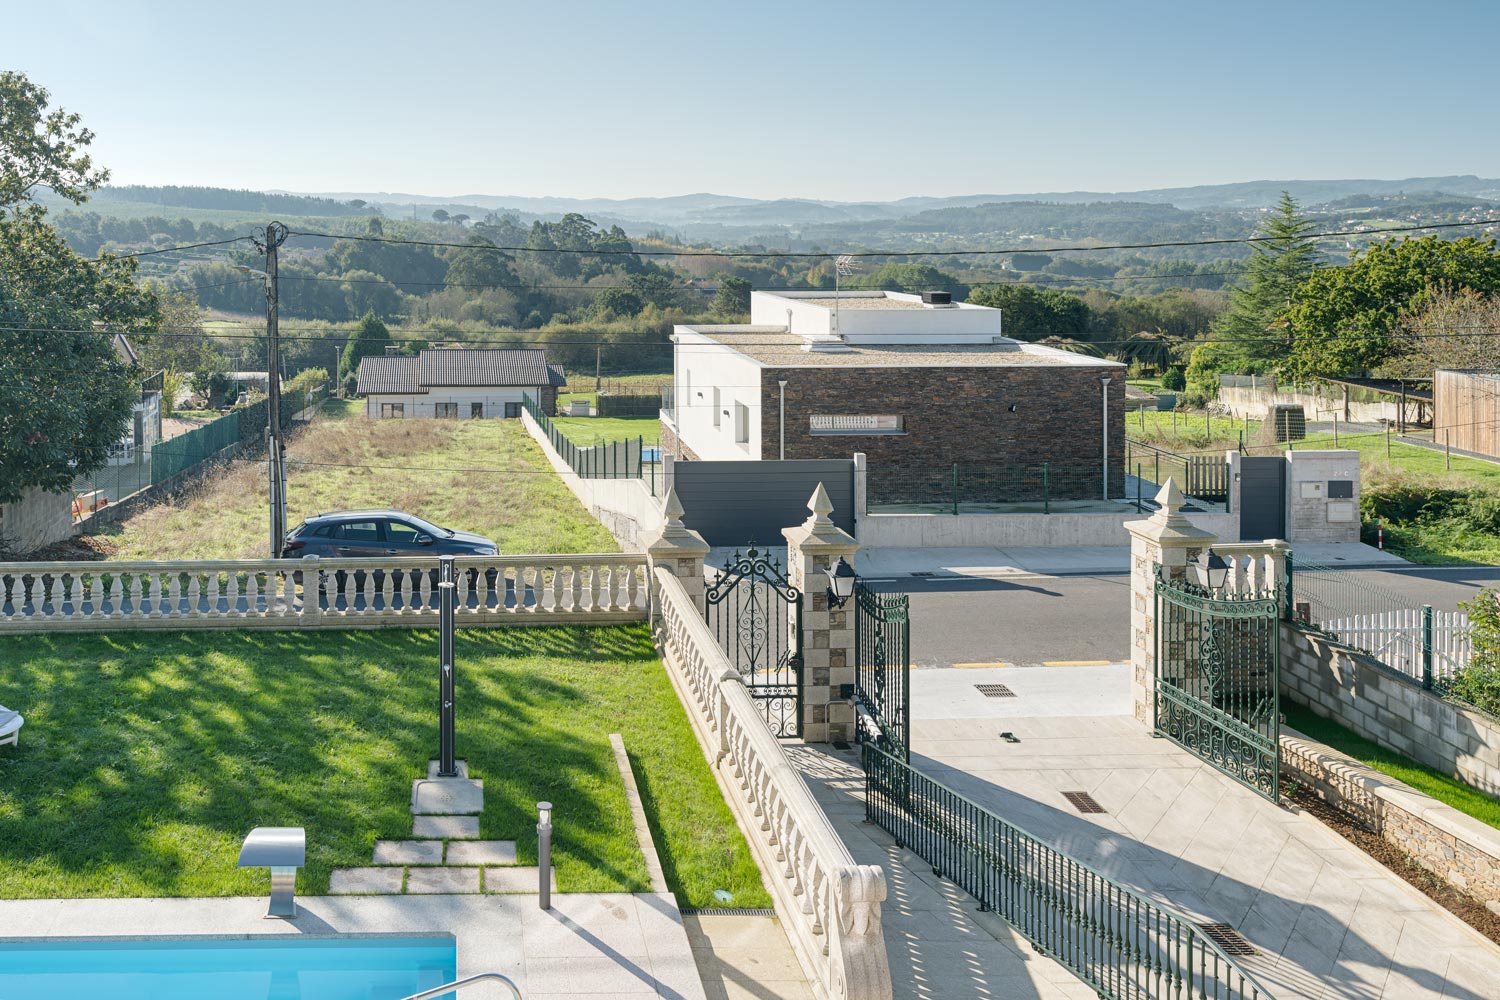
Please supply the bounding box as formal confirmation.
[778,380,787,460]
[437,555,457,778]
[1100,377,1112,501]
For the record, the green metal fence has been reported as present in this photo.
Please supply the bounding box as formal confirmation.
[853,582,909,760]
[863,743,1272,1000]
[522,394,659,495]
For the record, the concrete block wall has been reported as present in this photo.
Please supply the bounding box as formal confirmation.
[1280,622,1500,795]
[1285,450,1360,544]
[1282,731,1500,906]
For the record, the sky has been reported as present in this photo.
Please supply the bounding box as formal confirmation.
[7,0,1498,202]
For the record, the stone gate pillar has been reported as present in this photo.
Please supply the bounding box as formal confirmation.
[784,484,859,743]
[644,488,710,624]
[1123,481,1219,726]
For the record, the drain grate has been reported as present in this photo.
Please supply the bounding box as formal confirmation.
[832,740,853,751]
[911,571,936,577]
[1198,923,1256,956]
[681,907,778,917]
[1061,791,1106,814]
[975,684,1016,698]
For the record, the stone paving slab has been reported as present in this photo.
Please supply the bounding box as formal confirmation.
[446,839,518,865]
[413,814,481,839]
[411,776,483,814]
[406,866,481,894]
[328,867,404,894]
[485,866,555,893]
[372,839,444,865]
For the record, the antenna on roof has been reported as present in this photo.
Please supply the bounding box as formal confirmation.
[833,254,858,339]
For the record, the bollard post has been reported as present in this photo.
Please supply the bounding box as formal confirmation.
[537,801,553,910]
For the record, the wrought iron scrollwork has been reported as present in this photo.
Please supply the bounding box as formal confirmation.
[705,548,804,738]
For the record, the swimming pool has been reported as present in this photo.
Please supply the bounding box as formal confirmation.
[0,936,456,1000]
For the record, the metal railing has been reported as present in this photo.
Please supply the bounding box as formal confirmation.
[863,742,1272,1000]
[1125,439,1230,504]
[522,393,659,495]
[396,972,522,1000]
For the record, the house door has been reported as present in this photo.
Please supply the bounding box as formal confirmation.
[504,402,521,418]
[471,403,484,419]
[1239,457,1286,541]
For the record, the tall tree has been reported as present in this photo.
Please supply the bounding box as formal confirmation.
[1205,191,1320,373]
[340,311,395,383]
[1378,284,1500,377]
[966,284,1089,339]
[0,71,158,505]
[710,275,751,319]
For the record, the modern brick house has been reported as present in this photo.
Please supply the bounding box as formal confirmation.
[660,290,1125,505]
[357,347,564,419]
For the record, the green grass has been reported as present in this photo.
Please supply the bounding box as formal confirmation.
[1283,702,1500,830]
[557,373,671,410]
[1125,409,1252,449]
[1295,430,1500,488]
[1367,518,1500,566]
[87,402,619,559]
[0,626,769,908]
[551,416,662,448]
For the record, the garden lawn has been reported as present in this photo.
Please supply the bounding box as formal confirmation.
[558,373,671,411]
[1283,702,1500,830]
[551,416,662,448]
[0,625,768,909]
[87,401,619,559]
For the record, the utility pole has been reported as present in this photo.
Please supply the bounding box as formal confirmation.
[251,222,290,557]
[595,345,602,395]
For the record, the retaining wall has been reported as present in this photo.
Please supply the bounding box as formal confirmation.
[1281,622,1500,795]
[521,408,664,551]
[0,488,75,555]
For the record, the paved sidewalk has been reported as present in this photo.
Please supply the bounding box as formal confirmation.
[789,743,1101,1000]
[907,665,1500,1000]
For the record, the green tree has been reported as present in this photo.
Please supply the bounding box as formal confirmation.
[1161,366,1187,391]
[710,275,751,319]
[339,311,394,383]
[590,285,644,320]
[431,209,449,224]
[967,284,1089,339]
[0,72,158,505]
[1207,191,1320,374]
[1283,236,1500,379]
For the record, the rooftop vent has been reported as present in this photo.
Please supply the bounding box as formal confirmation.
[921,291,953,306]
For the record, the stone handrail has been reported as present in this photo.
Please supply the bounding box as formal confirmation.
[0,554,648,633]
[1212,540,1287,595]
[652,566,891,1000]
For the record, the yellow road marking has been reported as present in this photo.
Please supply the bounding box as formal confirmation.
[1042,659,1112,667]
[951,661,1012,669]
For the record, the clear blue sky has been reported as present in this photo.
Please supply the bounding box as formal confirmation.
[8,0,1496,201]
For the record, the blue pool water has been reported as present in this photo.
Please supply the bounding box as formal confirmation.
[0,936,457,1000]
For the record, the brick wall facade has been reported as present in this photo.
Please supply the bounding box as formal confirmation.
[659,420,701,462]
[1280,622,1500,795]
[757,364,1125,505]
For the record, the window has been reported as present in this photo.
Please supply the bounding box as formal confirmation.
[471,402,484,419]
[810,415,904,435]
[380,403,404,418]
[734,401,750,444]
[712,387,721,428]
[435,402,459,419]
[334,521,381,543]
[504,402,521,418]
[386,521,426,545]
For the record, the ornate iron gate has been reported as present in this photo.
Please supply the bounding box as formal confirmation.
[705,548,803,737]
[853,582,910,760]
[1154,568,1281,801]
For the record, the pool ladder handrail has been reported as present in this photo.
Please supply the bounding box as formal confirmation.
[395,971,522,1000]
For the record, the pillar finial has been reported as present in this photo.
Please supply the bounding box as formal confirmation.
[805,482,835,527]
[663,487,685,527]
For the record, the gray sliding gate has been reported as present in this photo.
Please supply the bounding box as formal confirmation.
[672,459,855,547]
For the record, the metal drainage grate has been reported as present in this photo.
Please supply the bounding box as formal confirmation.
[975,684,1016,698]
[1198,923,1256,956]
[910,571,937,577]
[681,908,778,917]
[1061,791,1106,814]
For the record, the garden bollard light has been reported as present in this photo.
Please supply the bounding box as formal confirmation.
[537,801,553,910]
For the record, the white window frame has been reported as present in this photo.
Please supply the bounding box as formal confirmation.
[435,402,459,419]
[381,402,405,419]
[809,414,905,435]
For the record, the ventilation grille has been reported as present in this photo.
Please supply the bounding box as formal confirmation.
[681,907,778,917]
[1198,923,1256,956]
[1062,791,1106,814]
[975,684,1016,698]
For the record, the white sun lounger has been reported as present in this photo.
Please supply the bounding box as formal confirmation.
[0,706,23,747]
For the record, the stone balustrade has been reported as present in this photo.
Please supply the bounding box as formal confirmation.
[0,555,648,633]
[1212,541,1288,595]
[653,566,892,1000]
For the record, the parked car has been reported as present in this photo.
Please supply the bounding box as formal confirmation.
[283,510,500,601]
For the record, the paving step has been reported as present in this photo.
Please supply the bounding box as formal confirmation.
[484,866,555,894]
[412,815,481,839]
[406,866,481,894]
[445,840,517,866]
[329,867,405,895]
[372,839,445,865]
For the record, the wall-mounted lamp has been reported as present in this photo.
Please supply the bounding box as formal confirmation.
[827,556,856,609]
[1191,548,1230,590]
[1007,403,1018,413]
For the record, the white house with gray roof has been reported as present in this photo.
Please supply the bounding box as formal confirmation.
[356,347,565,419]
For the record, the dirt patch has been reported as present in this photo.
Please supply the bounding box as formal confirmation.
[19,534,118,562]
[1287,781,1500,944]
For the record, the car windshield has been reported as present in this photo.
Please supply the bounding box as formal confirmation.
[398,513,454,537]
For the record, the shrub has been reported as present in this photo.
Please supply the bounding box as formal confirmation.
[1438,589,1500,714]
[1360,481,1471,524]
[1161,366,1186,391]
[1177,389,1209,410]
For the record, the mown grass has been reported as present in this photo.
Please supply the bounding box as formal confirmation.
[558,373,671,410]
[0,626,769,908]
[87,402,618,559]
[1283,702,1500,830]
[551,416,662,447]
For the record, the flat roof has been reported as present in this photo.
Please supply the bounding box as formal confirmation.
[795,296,930,310]
[688,328,1116,368]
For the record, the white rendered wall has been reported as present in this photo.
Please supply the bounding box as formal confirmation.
[750,290,1003,344]
[671,330,765,460]
[363,387,531,418]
